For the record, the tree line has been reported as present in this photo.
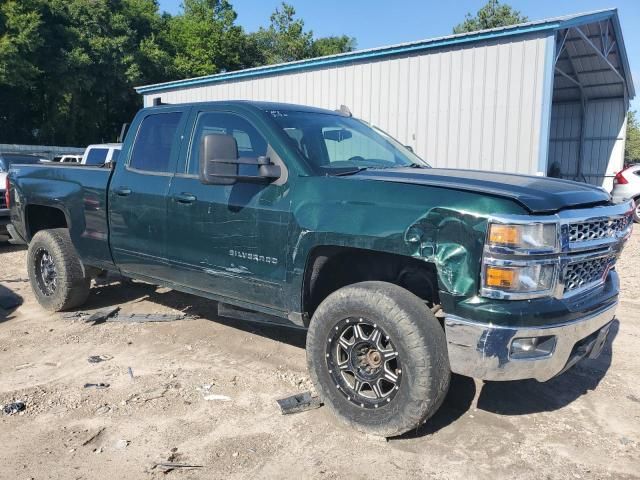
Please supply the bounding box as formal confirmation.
[3,0,638,163]
[0,0,355,146]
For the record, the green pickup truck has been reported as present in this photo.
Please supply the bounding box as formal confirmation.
[6,101,634,436]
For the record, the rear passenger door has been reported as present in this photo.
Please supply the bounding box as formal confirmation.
[109,108,188,281]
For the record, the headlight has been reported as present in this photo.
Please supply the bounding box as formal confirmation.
[481,219,562,299]
[487,223,557,254]
[483,263,556,298]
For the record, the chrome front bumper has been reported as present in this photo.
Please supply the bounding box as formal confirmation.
[444,303,617,382]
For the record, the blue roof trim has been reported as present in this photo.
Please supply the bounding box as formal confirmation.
[136,23,562,94]
[609,12,635,98]
[555,10,614,28]
[136,9,631,97]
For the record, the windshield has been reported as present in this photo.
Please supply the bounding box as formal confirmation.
[266,110,429,174]
[0,154,42,171]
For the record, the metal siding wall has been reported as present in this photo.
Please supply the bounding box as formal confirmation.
[549,99,626,190]
[584,99,626,190]
[549,103,581,179]
[146,33,549,175]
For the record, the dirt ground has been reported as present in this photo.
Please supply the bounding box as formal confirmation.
[1,231,639,480]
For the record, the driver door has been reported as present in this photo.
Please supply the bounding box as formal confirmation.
[165,107,291,311]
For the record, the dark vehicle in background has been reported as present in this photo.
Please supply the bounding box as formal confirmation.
[0,153,43,237]
[5,101,635,436]
[52,155,83,164]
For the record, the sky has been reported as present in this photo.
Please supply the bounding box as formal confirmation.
[157,0,640,111]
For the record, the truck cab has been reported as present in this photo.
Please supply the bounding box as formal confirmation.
[6,101,634,436]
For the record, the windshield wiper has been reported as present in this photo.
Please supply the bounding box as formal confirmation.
[330,166,369,176]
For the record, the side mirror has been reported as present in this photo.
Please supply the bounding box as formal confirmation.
[199,133,239,185]
[404,145,414,153]
[199,133,282,185]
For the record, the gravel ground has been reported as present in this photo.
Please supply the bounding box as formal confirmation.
[0,230,639,480]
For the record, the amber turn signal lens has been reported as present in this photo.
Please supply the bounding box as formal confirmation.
[485,266,516,288]
[489,225,520,245]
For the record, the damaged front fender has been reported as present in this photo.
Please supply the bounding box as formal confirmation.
[404,208,488,297]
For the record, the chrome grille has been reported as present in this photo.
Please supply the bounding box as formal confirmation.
[563,256,612,293]
[568,216,631,243]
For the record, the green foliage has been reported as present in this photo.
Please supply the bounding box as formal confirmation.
[0,0,356,146]
[168,0,249,77]
[250,2,355,65]
[0,0,43,87]
[625,111,640,164]
[453,0,528,34]
[311,35,357,58]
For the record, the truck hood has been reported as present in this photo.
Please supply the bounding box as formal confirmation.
[349,168,611,213]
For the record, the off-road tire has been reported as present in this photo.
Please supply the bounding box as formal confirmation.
[27,228,90,311]
[306,281,450,437]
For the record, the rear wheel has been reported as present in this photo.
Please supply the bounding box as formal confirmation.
[27,229,90,311]
[306,281,450,437]
[633,198,640,223]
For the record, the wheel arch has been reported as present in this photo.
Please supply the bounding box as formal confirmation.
[25,204,71,240]
[301,245,441,322]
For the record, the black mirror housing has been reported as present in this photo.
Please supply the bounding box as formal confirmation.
[199,133,239,185]
[199,133,282,185]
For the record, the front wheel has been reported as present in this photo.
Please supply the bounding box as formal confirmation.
[306,281,450,437]
[27,229,90,311]
[633,198,640,224]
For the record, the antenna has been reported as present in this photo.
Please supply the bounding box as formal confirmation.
[336,105,352,117]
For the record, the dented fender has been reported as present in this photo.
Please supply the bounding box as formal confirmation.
[404,208,487,296]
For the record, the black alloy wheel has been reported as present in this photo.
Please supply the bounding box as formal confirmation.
[326,317,401,409]
[34,247,58,296]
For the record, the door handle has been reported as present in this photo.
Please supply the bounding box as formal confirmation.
[174,193,197,204]
[115,187,132,197]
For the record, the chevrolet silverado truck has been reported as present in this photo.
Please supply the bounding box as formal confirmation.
[6,101,634,436]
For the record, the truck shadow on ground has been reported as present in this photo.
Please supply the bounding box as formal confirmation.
[394,321,618,440]
[0,284,23,323]
[476,320,618,416]
[84,279,308,348]
[82,280,618,437]
[0,241,27,254]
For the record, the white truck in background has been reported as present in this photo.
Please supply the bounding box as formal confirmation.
[81,143,122,166]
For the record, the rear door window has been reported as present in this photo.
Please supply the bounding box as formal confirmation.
[130,112,183,173]
[85,148,109,165]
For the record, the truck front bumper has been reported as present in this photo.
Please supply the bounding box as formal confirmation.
[444,302,616,382]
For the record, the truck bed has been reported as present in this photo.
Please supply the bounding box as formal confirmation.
[8,164,115,270]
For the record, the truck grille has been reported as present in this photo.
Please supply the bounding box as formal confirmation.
[568,216,631,243]
[0,194,6,209]
[563,256,612,293]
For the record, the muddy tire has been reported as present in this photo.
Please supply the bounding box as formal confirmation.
[306,281,450,437]
[27,229,90,311]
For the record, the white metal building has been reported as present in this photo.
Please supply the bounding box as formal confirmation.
[136,9,634,190]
